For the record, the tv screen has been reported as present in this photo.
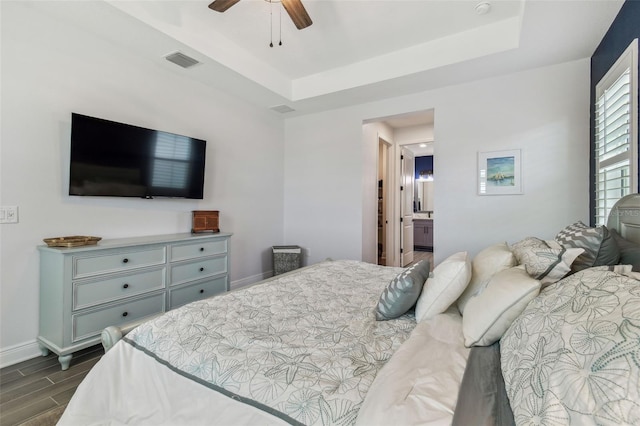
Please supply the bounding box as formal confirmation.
[69,113,206,199]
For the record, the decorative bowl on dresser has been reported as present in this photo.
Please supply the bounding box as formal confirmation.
[43,236,102,247]
[37,232,232,369]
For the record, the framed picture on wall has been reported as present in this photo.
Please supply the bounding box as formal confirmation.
[478,149,522,195]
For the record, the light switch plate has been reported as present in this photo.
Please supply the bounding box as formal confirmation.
[0,206,18,224]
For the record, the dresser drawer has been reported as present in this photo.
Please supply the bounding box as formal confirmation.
[170,256,227,286]
[72,293,165,342]
[73,268,166,310]
[169,276,227,309]
[74,247,166,279]
[170,240,227,262]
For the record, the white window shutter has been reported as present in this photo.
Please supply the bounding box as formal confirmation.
[594,39,638,226]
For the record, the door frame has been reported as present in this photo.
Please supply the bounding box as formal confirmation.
[376,137,394,265]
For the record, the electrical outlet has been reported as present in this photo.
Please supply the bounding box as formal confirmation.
[0,206,18,224]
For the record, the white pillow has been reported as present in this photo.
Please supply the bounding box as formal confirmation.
[456,242,516,314]
[462,266,541,347]
[415,252,471,322]
[355,308,468,426]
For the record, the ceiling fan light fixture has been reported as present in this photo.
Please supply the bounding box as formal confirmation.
[208,0,240,13]
[208,0,312,31]
[267,0,283,48]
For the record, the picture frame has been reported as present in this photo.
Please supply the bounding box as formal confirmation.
[477,149,522,195]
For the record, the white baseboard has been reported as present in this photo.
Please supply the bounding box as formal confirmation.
[0,340,43,369]
[231,270,273,291]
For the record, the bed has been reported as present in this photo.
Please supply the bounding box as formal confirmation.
[58,194,640,425]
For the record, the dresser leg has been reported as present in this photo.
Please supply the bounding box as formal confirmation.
[58,354,72,370]
[38,344,50,357]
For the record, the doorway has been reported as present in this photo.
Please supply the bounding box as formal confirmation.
[406,144,434,269]
[400,147,415,266]
[367,108,434,268]
[377,138,391,265]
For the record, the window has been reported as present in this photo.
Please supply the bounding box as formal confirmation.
[152,132,192,190]
[594,39,638,226]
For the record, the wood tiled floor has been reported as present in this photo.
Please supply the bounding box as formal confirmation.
[410,250,434,269]
[0,345,103,425]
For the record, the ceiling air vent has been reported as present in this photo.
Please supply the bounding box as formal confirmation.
[270,105,295,114]
[165,52,200,69]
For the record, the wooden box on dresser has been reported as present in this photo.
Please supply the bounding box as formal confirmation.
[38,232,232,370]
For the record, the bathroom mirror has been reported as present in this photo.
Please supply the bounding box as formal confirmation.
[413,154,433,214]
[415,180,434,214]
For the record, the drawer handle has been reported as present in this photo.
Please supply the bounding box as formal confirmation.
[199,267,205,272]
[122,258,129,264]
[122,311,128,317]
[199,289,204,294]
[123,283,129,289]
[200,247,205,252]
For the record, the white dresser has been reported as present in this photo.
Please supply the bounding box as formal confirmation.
[38,232,231,369]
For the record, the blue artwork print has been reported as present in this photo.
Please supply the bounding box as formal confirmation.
[487,156,515,186]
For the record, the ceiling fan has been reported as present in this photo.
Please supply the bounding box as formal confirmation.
[208,0,313,30]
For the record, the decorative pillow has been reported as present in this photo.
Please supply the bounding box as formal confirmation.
[511,237,583,286]
[610,228,640,271]
[501,267,640,424]
[462,266,541,347]
[416,252,471,322]
[456,243,516,315]
[375,260,430,321]
[555,221,620,271]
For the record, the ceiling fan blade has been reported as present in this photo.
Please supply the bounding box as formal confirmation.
[208,0,240,13]
[281,0,312,30]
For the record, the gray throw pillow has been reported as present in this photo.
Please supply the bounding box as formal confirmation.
[375,260,430,321]
[555,221,620,272]
[610,229,640,271]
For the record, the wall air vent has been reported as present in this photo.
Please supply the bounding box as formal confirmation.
[164,51,200,69]
[270,105,295,114]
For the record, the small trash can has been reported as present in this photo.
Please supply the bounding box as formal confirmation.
[272,245,302,275]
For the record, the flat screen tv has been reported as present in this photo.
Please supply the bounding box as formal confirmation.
[69,113,206,199]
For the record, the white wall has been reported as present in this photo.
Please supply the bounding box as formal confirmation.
[284,58,590,266]
[0,3,285,365]
[283,113,366,263]
[0,2,592,367]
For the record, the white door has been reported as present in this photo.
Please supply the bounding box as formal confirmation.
[401,148,414,266]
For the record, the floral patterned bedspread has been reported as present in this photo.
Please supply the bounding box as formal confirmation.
[501,267,640,425]
[124,260,416,426]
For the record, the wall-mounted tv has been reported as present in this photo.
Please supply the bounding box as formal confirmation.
[69,113,206,199]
